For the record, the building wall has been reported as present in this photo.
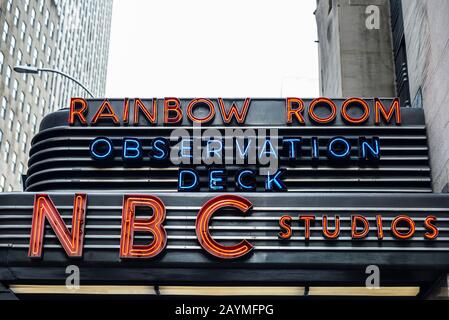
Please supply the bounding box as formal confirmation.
[315,0,396,97]
[0,0,60,192]
[401,0,449,192]
[0,0,113,192]
[315,0,342,96]
[52,0,113,110]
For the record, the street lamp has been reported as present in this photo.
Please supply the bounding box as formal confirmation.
[13,65,95,98]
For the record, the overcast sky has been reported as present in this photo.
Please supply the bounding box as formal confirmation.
[106,0,319,98]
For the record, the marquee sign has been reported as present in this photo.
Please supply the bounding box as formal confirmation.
[0,97,447,288]
[68,97,401,126]
[26,193,439,260]
[80,98,396,193]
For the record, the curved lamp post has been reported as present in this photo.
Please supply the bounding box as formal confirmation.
[14,65,95,98]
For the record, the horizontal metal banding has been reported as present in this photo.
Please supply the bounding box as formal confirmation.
[25,126,431,192]
[0,196,447,252]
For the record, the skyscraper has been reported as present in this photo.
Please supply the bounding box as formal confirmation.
[315,0,449,193]
[314,0,395,98]
[52,0,113,110]
[0,0,113,192]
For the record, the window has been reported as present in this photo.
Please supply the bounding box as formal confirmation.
[18,92,24,112]
[9,35,15,56]
[15,121,21,142]
[18,163,24,182]
[40,98,46,111]
[29,76,34,93]
[13,7,20,26]
[7,185,13,192]
[42,35,47,51]
[35,88,40,105]
[20,22,26,40]
[32,47,38,65]
[45,9,50,26]
[0,175,5,192]
[2,21,8,42]
[24,0,29,12]
[5,66,11,88]
[26,104,31,122]
[49,94,55,111]
[35,22,41,40]
[27,35,32,53]
[10,152,17,173]
[7,0,12,12]
[3,141,10,161]
[390,0,411,107]
[0,129,2,150]
[0,51,3,74]
[1,97,6,119]
[46,47,52,63]
[32,115,37,133]
[39,0,44,13]
[22,133,28,152]
[8,110,15,129]
[12,79,18,100]
[50,22,55,39]
[17,49,22,65]
[43,73,48,90]
[30,9,36,27]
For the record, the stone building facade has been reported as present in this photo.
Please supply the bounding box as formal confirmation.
[315,0,449,192]
[401,0,449,192]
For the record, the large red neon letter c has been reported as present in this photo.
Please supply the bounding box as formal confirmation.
[196,195,254,259]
